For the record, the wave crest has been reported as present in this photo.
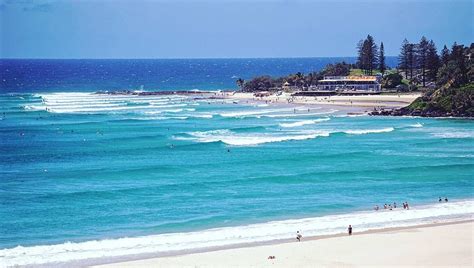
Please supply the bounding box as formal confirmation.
[344,127,395,135]
[175,129,330,146]
[279,118,330,128]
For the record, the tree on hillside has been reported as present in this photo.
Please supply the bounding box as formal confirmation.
[304,72,317,88]
[356,35,378,75]
[243,76,274,92]
[294,72,305,87]
[236,78,245,91]
[468,43,474,83]
[426,40,440,82]
[322,62,351,76]
[450,42,467,71]
[449,42,468,86]
[381,73,403,88]
[436,42,470,87]
[365,35,378,75]
[357,39,365,71]
[398,39,410,79]
[379,42,386,76]
[416,36,429,87]
[441,45,450,65]
[407,43,416,80]
[399,39,416,80]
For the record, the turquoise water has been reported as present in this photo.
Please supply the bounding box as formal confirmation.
[0,57,472,265]
[1,91,473,262]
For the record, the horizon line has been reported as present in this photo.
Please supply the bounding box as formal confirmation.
[0,56,399,60]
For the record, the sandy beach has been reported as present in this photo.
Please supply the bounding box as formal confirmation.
[226,92,421,112]
[92,221,473,268]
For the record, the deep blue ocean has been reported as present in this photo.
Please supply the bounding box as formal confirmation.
[0,57,398,93]
[0,58,473,266]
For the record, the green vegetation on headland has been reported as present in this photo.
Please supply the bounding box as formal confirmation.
[373,41,473,117]
[237,35,473,117]
[412,84,473,116]
[379,84,473,117]
[237,62,353,92]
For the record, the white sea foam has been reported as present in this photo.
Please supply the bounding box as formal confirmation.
[28,92,190,114]
[43,93,185,102]
[431,131,474,139]
[335,113,367,118]
[344,127,395,135]
[23,105,45,111]
[176,125,396,146]
[176,129,330,146]
[264,110,338,118]
[219,108,297,118]
[168,116,189,120]
[150,104,188,108]
[46,105,160,113]
[1,200,472,267]
[143,111,163,115]
[161,109,184,113]
[279,118,330,128]
[134,116,189,120]
[190,113,214,119]
[43,103,123,109]
[409,123,424,128]
[126,116,168,121]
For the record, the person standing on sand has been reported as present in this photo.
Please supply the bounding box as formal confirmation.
[348,225,352,235]
[296,231,302,242]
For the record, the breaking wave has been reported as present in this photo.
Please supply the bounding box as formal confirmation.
[279,118,330,128]
[175,125,398,146]
[25,92,191,114]
[409,123,423,128]
[174,129,330,146]
[344,127,395,135]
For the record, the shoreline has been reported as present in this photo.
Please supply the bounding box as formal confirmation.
[9,90,420,117]
[91,220,473,268]
[2,200,473,267]
[223,91,421,111]
[89,89,420,113]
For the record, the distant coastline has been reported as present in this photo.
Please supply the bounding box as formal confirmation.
[232,39,473,118]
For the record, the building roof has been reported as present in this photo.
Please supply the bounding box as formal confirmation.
[319,75,378,82]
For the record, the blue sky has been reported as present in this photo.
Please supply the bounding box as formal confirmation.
[0,0,472,58]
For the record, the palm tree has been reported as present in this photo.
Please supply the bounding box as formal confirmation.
[236,78,245,91]
[305,73,314,89]
[295,72,304,89]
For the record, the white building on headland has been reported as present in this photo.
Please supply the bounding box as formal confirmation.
[317,75,381,92]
